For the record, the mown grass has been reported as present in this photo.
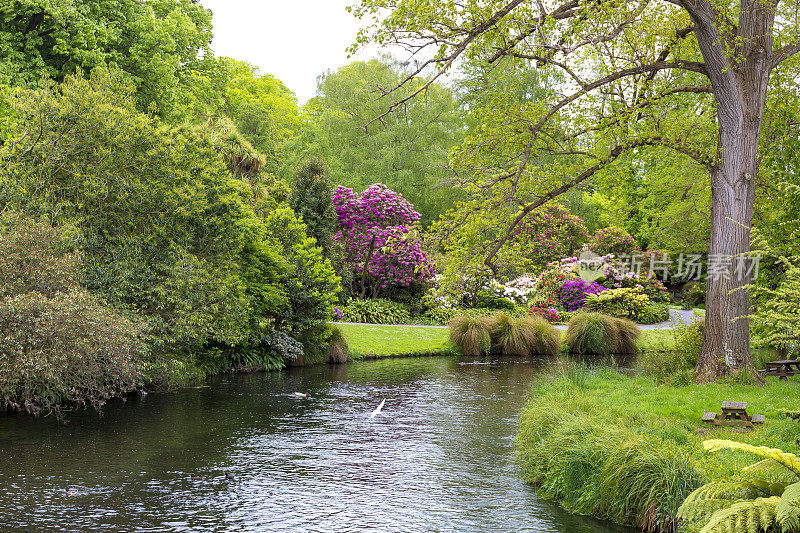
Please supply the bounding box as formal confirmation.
[334,323,455,358]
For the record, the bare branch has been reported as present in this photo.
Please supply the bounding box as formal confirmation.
[772,41,800,69]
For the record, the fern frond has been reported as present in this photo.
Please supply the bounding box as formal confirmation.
[776,481,800,531]
[677,499,738,525]
[698,496,779,533]
[703,440,800,476]
[683,481,769,506]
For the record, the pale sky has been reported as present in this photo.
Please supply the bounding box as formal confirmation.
[198,0,383,104]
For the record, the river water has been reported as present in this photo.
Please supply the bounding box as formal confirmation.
[0,357,634,532]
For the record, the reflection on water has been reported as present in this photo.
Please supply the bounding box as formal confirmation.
[0,357,634,532]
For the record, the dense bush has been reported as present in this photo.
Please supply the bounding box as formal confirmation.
[448,316,492,356]
[325,326,349,364]
[474,289,516,309]
[681,281,706,308]
[339,298,412,324]
[531,268,578,309]
[558,279,607,311]
[0,290,144,416]
[589,226,640,256]
[565,312,640,354]
[752,266,800,356]
[585,287,652,323]
[486,313,561,356]
[0,214,146,415]
[333,183,434,298]
[289,157,337,259]
[498,203,589,275]
[639,303,670,324]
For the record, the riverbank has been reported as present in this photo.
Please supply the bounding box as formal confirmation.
[335,322,742,359]
[517,365,800,532]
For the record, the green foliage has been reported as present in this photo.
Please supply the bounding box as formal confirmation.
[326,325,349,364]
[339,298,411,325]
[448,316,492,356]
[639,320,703,385]
[474,290,516,310]
[678,440,800,533]
[296,59,463,226]
[0,0,215,119]
[752,266,800,355]
[261,206,340,348]
[683,282,707,309]
[585,287,653,323]
[289,157,337,259]
[590,226,640,256]
[0,214,144,415]
[518,387,701,532]
[639,303,671,325]
[565,312,640,355]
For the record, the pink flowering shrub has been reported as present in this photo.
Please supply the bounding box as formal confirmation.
[502,203,589,273]
[333,184,435,297]
[589,226,639,256]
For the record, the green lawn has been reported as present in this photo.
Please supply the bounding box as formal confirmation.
[334,323,454,358]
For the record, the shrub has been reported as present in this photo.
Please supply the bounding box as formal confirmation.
[448,316,492,356]
[528,306,562,323]
[339,298,412,324]
[638,303,670,325]
[475,289,516,309]
[416,306,459,326]
[585,286,651,323]
[0,290,144,416]
[589,226,639,256]
[531,268,578,309]
[681,281,706,308]
[325,326,348,364]
[752,266,800,356]
[558,278,607,311]
[565,312,640,355]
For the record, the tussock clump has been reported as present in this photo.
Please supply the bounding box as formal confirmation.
[565,312,640,355]
[484,313,561,356]
[448,315,491,356]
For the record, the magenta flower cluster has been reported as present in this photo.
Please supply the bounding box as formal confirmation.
[333,184,434,289]
[558,279,607,311]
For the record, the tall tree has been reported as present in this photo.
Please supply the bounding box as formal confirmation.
[0,0,214,119]
[292,59,464,226]
[350,0,800,381]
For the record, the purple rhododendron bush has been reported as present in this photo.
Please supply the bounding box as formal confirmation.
[333,183,435,299]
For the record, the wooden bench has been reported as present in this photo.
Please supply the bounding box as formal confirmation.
[702,411,717,423]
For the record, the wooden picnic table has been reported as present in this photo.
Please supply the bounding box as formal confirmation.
[761,359,800,381]
[702,401,765,428]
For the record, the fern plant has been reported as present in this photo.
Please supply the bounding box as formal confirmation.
[677,439,800,533]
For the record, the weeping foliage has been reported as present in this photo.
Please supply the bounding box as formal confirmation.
[486,313,561,355]
[677,440,800,533]
[565,312,640,355]
[448,316,492,356]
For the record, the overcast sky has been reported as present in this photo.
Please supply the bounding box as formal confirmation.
[198,0,382,104]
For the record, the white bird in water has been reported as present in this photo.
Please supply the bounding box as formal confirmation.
[370,398,386,418]
[292,392,308,399]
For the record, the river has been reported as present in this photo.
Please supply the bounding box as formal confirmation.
[0,357,635,532]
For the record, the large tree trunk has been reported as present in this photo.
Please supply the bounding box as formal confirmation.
[690,0,774,382]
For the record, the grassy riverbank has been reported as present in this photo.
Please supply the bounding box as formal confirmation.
[334,323,457,358]
[517,365,800,532]
[336,323,730,358]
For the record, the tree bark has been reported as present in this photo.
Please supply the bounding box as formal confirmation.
[688,0,774,382]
